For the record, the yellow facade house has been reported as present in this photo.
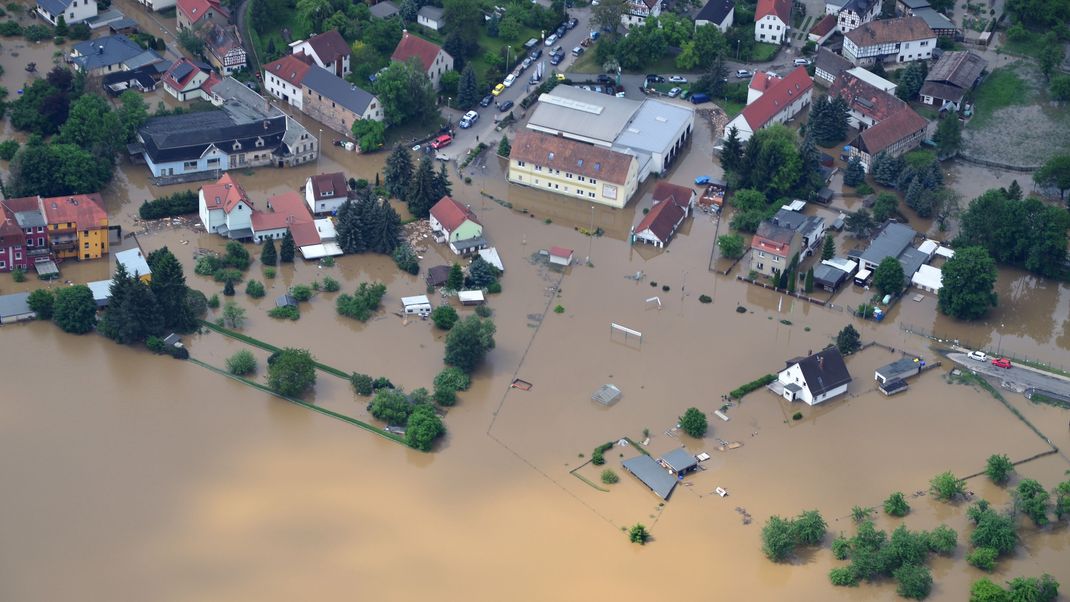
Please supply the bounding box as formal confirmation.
[41,194,110,261]
[507,130,639,209]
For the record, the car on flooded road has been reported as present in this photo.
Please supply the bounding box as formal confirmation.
[967,350,988,361]
[992,358,1012,369]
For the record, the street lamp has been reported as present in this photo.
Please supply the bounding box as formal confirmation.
[997,323,1005,356]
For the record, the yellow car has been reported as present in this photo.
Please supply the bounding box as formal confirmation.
[492,83,506,96]
[555,73,565,81]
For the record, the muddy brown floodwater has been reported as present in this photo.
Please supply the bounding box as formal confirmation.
[2,99,1070,600]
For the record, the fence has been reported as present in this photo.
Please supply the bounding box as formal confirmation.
[899,322,1070,375]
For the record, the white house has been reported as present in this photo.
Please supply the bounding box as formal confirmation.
[429,196,484,255]
[138,0,176,11]
[695,0,735,32]
[198,173,255,239]
[778,347,853,405]
[250,191,312,243]
[304,172,349,215]
[843,16,936,66]
[911,264,943,293]
[754,0,791,44]
[36,0,96,26]
[835,0,880,33]
[289,30,351,78]
[391,31,455,89]
[161,58,220,101]
[115,248,152,281]
[417,6,445,30]
[633,182,694,248]
[263,54,312,110]
[622,0,662,27]
[724,67,813,142]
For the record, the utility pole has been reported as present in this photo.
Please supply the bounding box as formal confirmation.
[586,205,594,265]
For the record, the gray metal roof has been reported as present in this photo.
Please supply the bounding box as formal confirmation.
[37,0,72,16]
[695,0,734,23]
[660,448,697,473]
[71,35,162,72]
[860,222,916,265]
[613,100,694,158]
[0,292,33,318]
[876,357,921,378]
[369,0,399,18]
[900,0,929,7]
[912,6,955,29]
[116,248,151,278]
[527,86,642,145]
[898,247,928,279]
[813,263,847,287]
[418,5,443,20]
[622,455,678,499]
[276,294,298,307]
[87,280,113,306]
[13,210,46,229]
[301,67,376,115]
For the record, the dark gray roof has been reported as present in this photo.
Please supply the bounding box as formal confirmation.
[815,48,852,79]
[301,67,376,115]
[755,220,797,246]
[926,50,987,90]
[841,0,877,15]
[900,0,929,8]
[898,247,928,279]
[660,448,697,473]
[912,6,955,29]
[276,294,298,307]
[920,81,964,102]
[860,222,916,265]
[12,210,46,229]
[695,0,734,24]
[813,264,847,287]
[369,0,399,18]
[163,333,182,346]
[0,292,33,318]
[792,347,852,397]
[109,17,139,31]
[418,5,443,20]
[139,111,288,163]
[622,455,678,499]
[426,265,451,286]
[37,0,72,15]
[876,357,921,379]
[71,35,162,72]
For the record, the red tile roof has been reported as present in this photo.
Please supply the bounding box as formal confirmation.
[201,174,252,214]
[549,246,574,259]
[302,30,350,66]
[635,196,687,243]
[202,72,221,93]
[830,71,908,122]
[391,31,444,73]
[289,221,321,247]
[755,0,791,22]
[178,0,227,25]
[161,58,204,91]
[251,191,312,231]
[749,71,781,93]
[264,53,314,86]
[0,204,22,241]
[309,172,347,199]
[41,194,108,229]
[740,67,813,131]
[856,107,928,155]
[510,129,636,185]
[430,196,479,233]
[651,181,694,208]
[810,14,837,36]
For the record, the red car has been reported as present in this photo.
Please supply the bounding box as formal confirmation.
[430,134,453,150]
[992,358,1012,369]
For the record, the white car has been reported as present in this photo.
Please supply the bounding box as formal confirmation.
[793,58,811,66]
[967,350,988,361]
[667,87,682,97]
[544,34,558,46]
[503,73,516,87]
[668,75,688,83]
[735,69,753,79]
[459,110,479,128]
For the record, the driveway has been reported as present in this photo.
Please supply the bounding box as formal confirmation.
[948,353,1070,398]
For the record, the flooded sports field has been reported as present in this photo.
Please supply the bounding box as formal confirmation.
[2,104,1070,599]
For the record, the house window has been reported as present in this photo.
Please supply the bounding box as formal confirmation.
[756,262,764,270]
[588,192,595,198]
[0,261,5,269]
[184,160,198,169]
[577,176,585,182]
[566,173,573,178]
[534,165,542,171]
[84,242,90,249]
[26,239,33,247]
[15,252,21,260]
[517,161,525,167]
[590,179,597,185]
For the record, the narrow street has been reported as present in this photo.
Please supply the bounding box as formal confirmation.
[948,353,1070,398]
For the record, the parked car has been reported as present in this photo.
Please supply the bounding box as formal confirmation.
[690,93,710,104]
[596,74,613,85]
[504,73,516,87]
[544,34,558,46]
[668,75,688,83]
[572,46,584,56]
[555,73,566,81]
[522,57,533,69]
[667,87,682,97]
[529,73,540,85]
[590,30,600,40]
[793,58,811,66]
[480,94,494,107]
[695,175,711,185]
[646,74,665,84]
[459,110,479,129]
[992,358,1012,369]
[552,45,563,55]
[735,69,753,79]
[567,17,578,29]
[430,134,453,149]
[549,54,563,65]
[497,100,514,112]
[530,48,542,60]
[492,83,506,96]
[967,350,988,361]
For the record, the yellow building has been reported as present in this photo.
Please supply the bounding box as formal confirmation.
[41,194,110,261]
[507,130,640,209]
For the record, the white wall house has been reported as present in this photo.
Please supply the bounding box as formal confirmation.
[290,30,351,78]
[304,173,349,215]
[36,0,96,25]
[138,0,176,11]
[263,54,309,110]
[777,348,852,405]
[754,0,791,43]
[198,174,254,238]
[843,17,936,65]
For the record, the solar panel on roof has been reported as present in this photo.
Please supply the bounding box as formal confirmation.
[171,63,194,82]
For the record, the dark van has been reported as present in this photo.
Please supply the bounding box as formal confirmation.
[690,93,710,104]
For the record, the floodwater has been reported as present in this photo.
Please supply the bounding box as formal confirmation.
[3,99,1070,600]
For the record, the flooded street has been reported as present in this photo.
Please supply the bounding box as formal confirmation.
[3,96,1070,599]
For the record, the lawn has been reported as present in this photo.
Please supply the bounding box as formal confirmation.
[718,99,745,119]
[969,65,1030,127]
[999,31,1048,59]
[748,42,780,62]
[245,2,310,68]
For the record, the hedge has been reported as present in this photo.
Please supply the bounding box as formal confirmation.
[730,374,776,399]
[139,190,198,220]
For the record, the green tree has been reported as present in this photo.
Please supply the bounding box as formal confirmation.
[957,189,1070,277]
[336,281,387,321]
[177,28,204,55]
[628,523,650,545]
[392,243,420,274]
[930,471,966,501]
[1038,34,1066,81]
[884,491,910,517]
[446,262,464,290]
[679,407,708,437]
[0,140,20,161]
[938,246,998,320]
[226,349,257,375]
[872,192,899,223]
[245,280,265,298]
[792,510,827,546]
[352,119,386,152]
[7,143,112,197]
[740,125,802,199]
[927,524,957,555]
[804,267,814,293]
[279,230,295,263]
[498,135,511,157]
[721,126,744,175]
[147,247,196,332]
[969,578,1008,601]
[406,404,446,451]
[843,157,865,187]
[808,95,849,146]
[717,233,745,259]
[498,14,520,41]
[1007,575,1060,601]
[896,61,927,101]
[222,301,246,329]
[969,501,1018,556]
[54,15,68,36]
[1033,154,1070,199]
[102,265,162,344]
[1051,75,1070,101]
[375,60,438,126]
[967,547,1000,572]
[442,0,482,59]
[456,63,479,108]
[260,238,277,266]
[592,0,628,35]
[267,348,316,397]
[984,454,1014,486]
[431,304,459,330]
[1055,479,1070,520]
[761,515,796,562]
[116,90,148,143]
[370,388,413,423]
[873,256,905,296]
[836,325,861,355]
[405,155,439,217]
[28,288,56,319]
[223,280,235,296]
[296,0,331,32]
[433,160,452,202]
[444,315,496,373]
[1014,479,1050,526]
[676,24,726,70]
[434,366,471,392]
[53,284,96,334]
[822,235,835,260]
[934,116,962,157]
[894,564,932,600]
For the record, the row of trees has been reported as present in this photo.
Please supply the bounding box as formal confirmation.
[871,151,958,224]
[828,519,956,597]
[956,188,1069,279]
[368,387,446,450]
[383,146,452,217]
[335,194,402,255]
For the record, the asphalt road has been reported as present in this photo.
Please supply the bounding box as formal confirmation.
[948,353,1070,398]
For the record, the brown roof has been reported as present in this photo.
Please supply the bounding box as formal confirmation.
[741,67,813,131]
[205,23,242,56]
[430,196,480,233]
[251,191,312,231]
[749,71,780,93]
[810,14,837,36]
[856,107,928,155]
[309,172,347,199]
[752,221,796,257]
[391,31,445,73]
[289,220,321,247]
[0,204,22,241]
[41,194,108,229]
[845,16,934,47]
[177,0,227,25]
[635,197,686,243]
[303,30,350,65]
[925,50,987,90]
[830,71,908,122]
[264,53,314,86]
[510,130,635,185]
[201,173,252,214]
[755,0,791,21]
[651,182,694,208]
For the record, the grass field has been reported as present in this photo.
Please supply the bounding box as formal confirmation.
[749,42,780,62]
[969,66,1030,127]
[999,31,1048,59]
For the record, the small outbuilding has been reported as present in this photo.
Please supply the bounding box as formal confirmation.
[426,265,451,287]
[549,247,574,267]
[0,292,36,324]
[874,357,922,384]
[659,448,698,475]
[457,290,485,306]
[163,333,184,348]
[911,264,943,293]
[87,280,113,307]
[116,247,152,283]
[401,295,432,316]
[478,247,504,272]
[813,264,848,292]
[879,378,909,396]
[275,294,298,308]
[622,455,678,500]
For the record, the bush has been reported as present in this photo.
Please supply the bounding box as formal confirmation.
[927,525,958,555]
[601,469,619,484]
[350,372,374,395]
[730,374,776,398]
[290,284,313,302]
[486,281,502,294]
[214,268,243,284]
[0,139,19,160]
[553,304,565,314]
[967,546,998,571]
[321,276,340,292]
[405,404,445,452]
[829,566,859,587]
[266,348,316,397]
[146,335,166,353]
[223,241,251,270]
[245,280,265,298]
[474,304,492,317]
[27,288,55,319]
[222,280,235,296]
[268,305,300,320]
[263,267,276,279]
[11,266,25,282]
[884,491,911,517]
[373,377,394,390]
[699,294,712,303]
[930,471,966,501]
[679,407,707,437]
[894,564,932,600]
[591,449,605,465]
[985,453,1014,486]
[207,294,220,309]
[138,190,197,219]
[831,536,851,560]
[433,385,457,406]
[226,349,257,375]
[392,244,420,274]
[196,255,222,276]
[434,366,470,392]
[792,411,803,420]
[628,524,649,545]
[431,304,459,330]
[337,282,387,321]
[370,388,413,424]
[22,24,51,41]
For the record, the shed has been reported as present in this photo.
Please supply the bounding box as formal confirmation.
[816,188,834,204]
[622,455,678,500]
[879,378,909,396]
[911,264,942,293]
[549,247,574,266]
[401,295,432,316]
[116,247,152,282]
[275,294,298,308]
[917,238,939,260]
[935,245,955,259]
[0,292,36,324]
[478,247,504,272]
[875,357,922,384]
[659,448,698,475]
[87,280,113,307]
[163,333,183,348]
[813,264,848,292]
[426,265,451,287]
[34,260,60,279]
[591,384,622,406]
[458,290,485,306]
